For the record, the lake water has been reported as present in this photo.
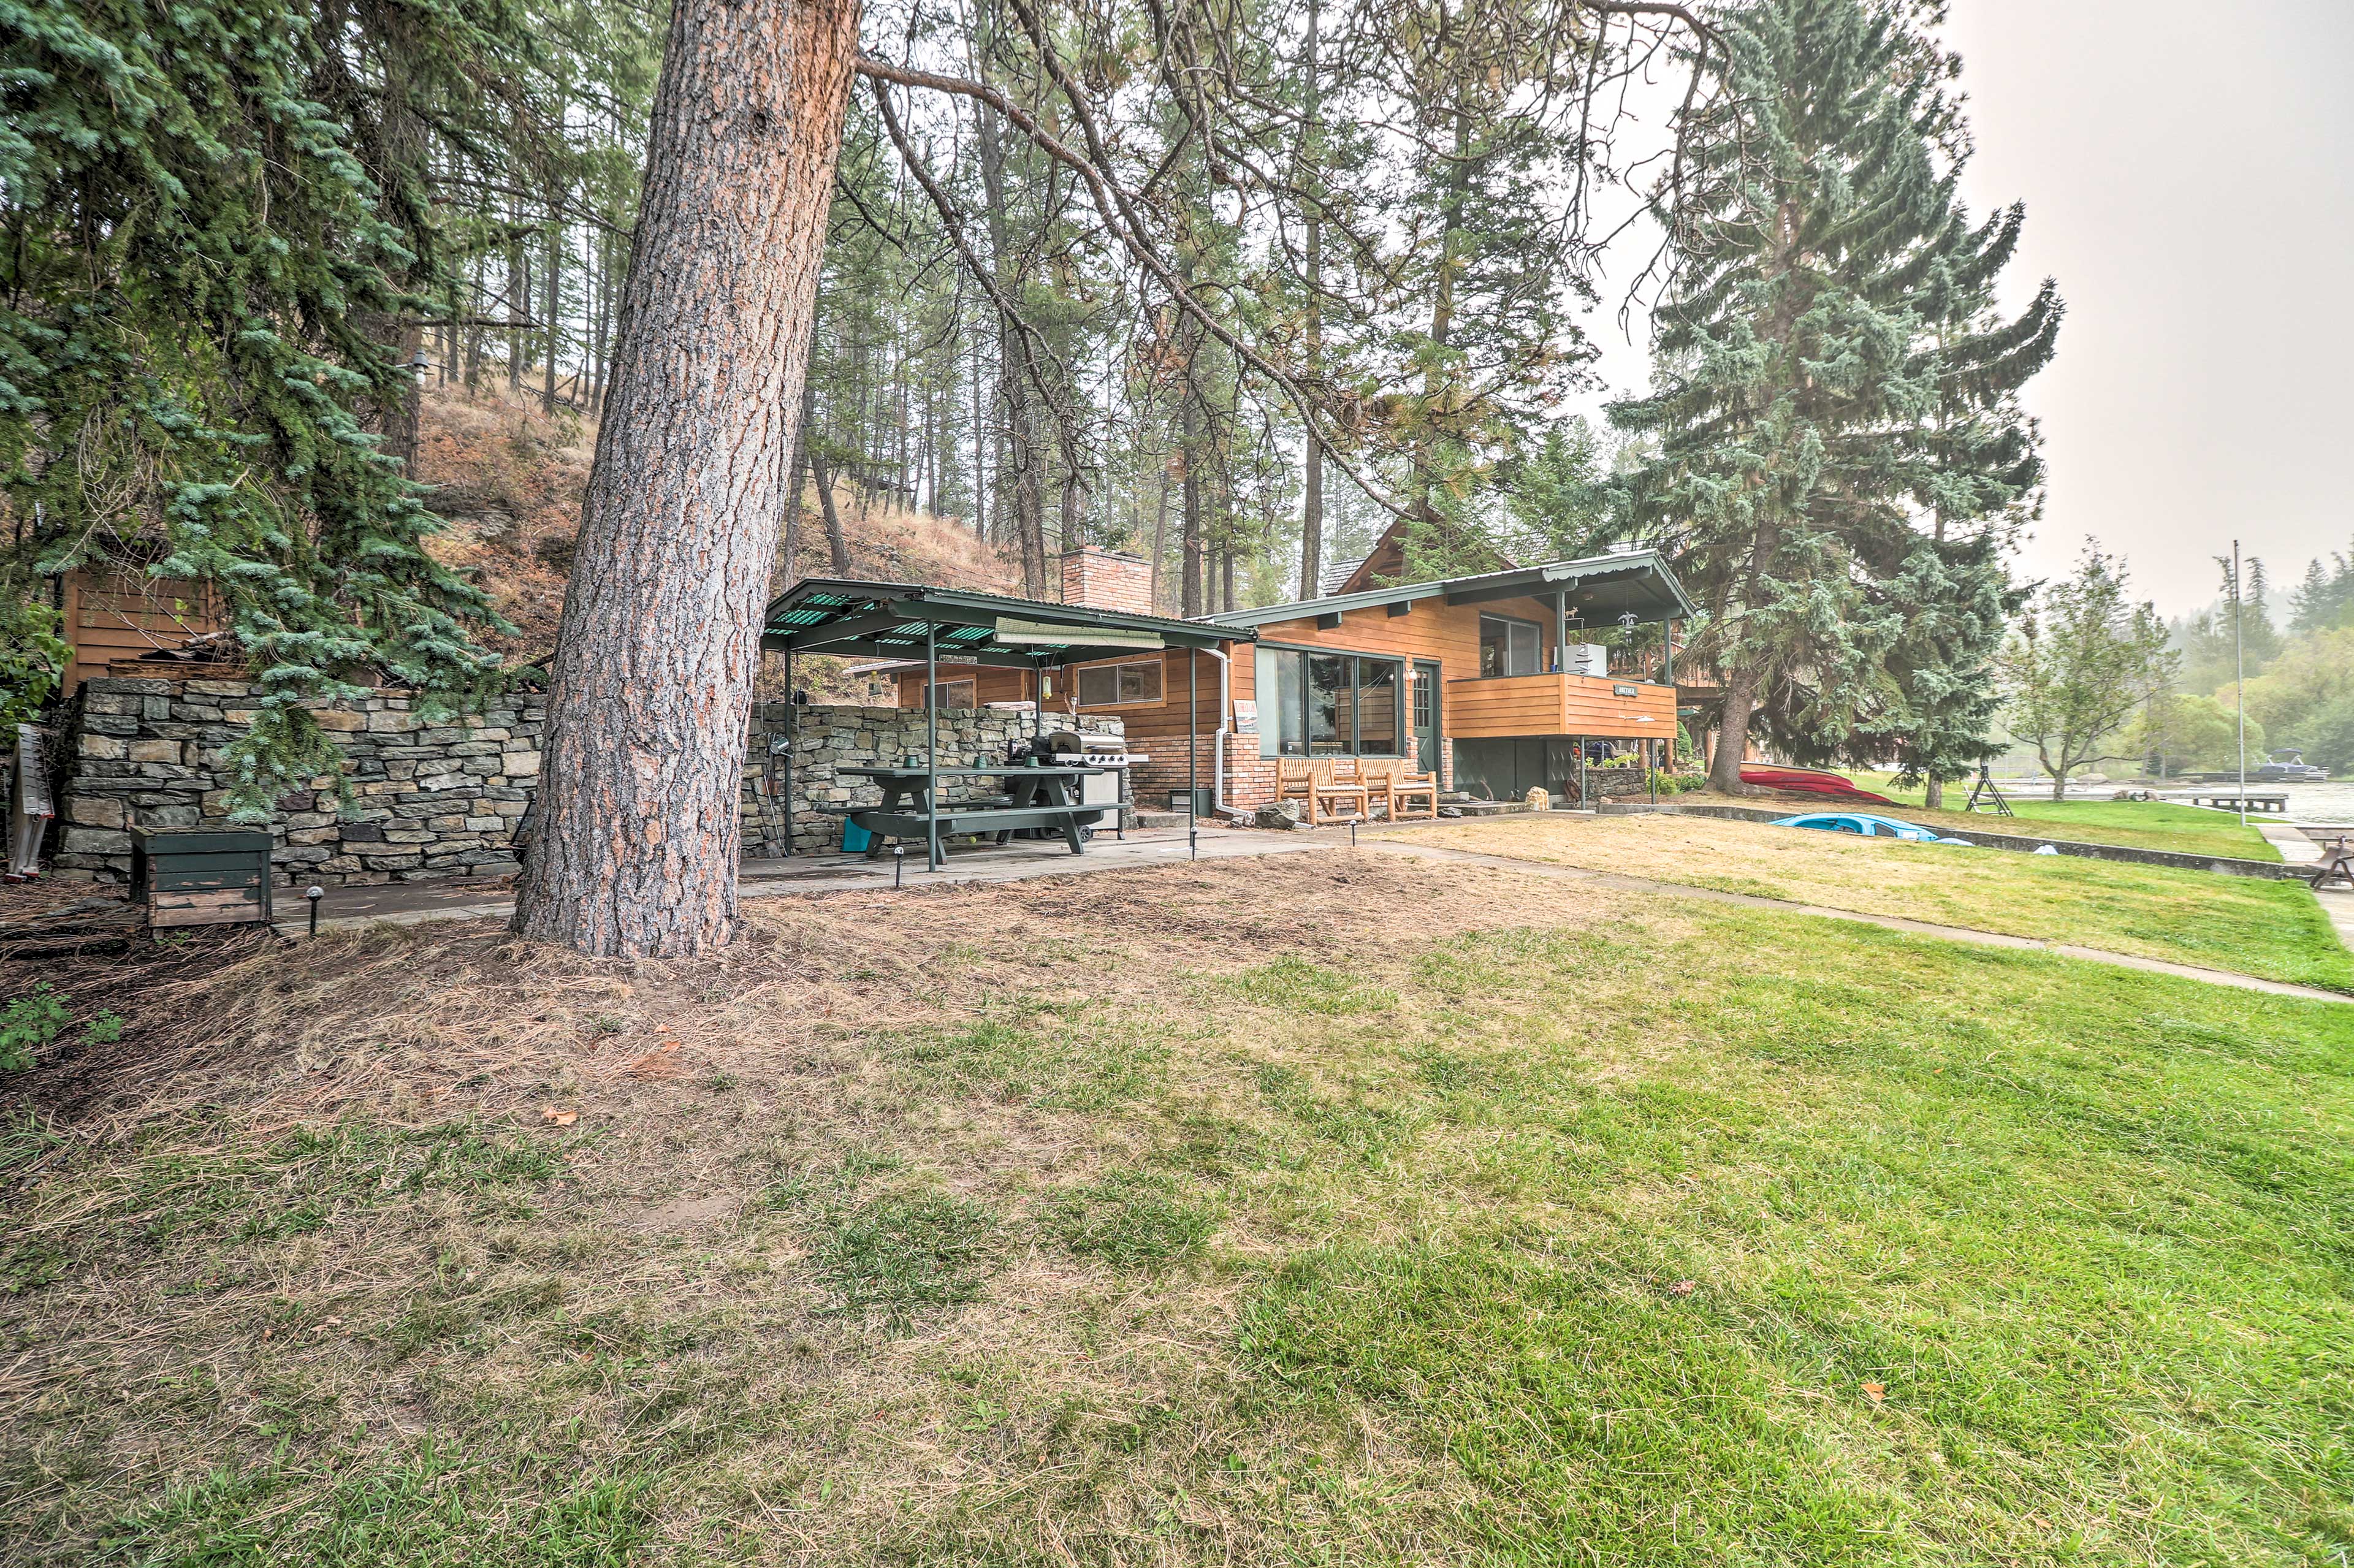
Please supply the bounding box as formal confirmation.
[2000,777,2354,825]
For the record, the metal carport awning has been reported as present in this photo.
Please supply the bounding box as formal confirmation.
[758,578,1244,871]
[761,578,1230,663]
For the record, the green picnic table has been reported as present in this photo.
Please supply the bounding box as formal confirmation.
[834,765,1111,862]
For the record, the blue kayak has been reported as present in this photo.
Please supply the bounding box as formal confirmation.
[1772,811,1977,846]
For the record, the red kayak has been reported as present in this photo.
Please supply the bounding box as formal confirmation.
[1739,765,1894,805]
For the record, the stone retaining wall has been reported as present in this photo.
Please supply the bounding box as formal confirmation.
[744,703,1126,855]
[53,678,544,885]
[48,679,1127,885]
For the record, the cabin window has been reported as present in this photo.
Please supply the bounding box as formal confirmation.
[923,679,977,710]
[1479,614,1543,677]
[1255,646,1406,757]
[1075,658,1164,707]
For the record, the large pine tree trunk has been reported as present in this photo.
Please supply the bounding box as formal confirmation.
[1708,671,1757,794]
[511,0,859,957]
[1179,390,1203,617]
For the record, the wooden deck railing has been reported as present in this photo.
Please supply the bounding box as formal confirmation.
[1444,672,1677,741]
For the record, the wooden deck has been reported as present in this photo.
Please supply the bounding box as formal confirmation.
[1444,671,1677,741]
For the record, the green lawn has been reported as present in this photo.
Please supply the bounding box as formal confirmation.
[3,854,2350,1566]
[1851,772,2281,861]
[1394,812,2354,992]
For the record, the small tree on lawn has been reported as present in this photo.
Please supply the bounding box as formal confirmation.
[2001,546,2176,800]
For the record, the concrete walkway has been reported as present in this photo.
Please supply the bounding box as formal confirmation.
[1368,840,2353,1007]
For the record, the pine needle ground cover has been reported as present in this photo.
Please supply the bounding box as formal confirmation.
[4,853,2350,1566]
[1848,777,2283,862]
[1390,813,2353,993]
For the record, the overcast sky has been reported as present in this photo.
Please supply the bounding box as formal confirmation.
[1583,0,2354,618]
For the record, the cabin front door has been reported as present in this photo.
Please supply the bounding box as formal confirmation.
[1413,660,1443,776]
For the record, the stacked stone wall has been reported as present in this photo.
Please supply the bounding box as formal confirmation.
[743,703,1125,854]
[53,678,543,885]
[48,679,1127,883]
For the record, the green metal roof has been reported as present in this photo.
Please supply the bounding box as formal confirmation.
[1197,549,1697,629]
[762,578,1244,665]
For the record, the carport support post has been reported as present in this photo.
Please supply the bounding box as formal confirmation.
[925,625,940,871]
[1187,650,1198,859]
[1649,739,1658,804]
[1577,740,1586,808]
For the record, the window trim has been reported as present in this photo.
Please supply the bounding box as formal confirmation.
[1254,640,1409,759]
[923,677,978,710]
[1073,656,1166,709]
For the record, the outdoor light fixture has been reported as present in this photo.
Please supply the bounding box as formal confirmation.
[305,884,324,936]
[893,843,905,888]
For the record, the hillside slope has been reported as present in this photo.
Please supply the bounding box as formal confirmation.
[412,384,1019,663]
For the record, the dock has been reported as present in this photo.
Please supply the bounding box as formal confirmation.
[2168,790,2290,813]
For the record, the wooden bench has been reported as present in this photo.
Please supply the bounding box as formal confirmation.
[1363,759,1440,821]
[1276,756,1370,825]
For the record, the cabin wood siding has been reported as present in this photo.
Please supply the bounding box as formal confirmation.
[869,588,1674,812]
[887,651,1221,741]
[1444,671,1677,739]
[1244,593,1667,739]
[61,571,224,694]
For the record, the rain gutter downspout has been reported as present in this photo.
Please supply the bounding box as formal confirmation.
[1204,643,1232,813]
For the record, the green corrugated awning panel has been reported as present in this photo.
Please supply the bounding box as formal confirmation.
[996,617,1162,649]
[760,576,1246,660]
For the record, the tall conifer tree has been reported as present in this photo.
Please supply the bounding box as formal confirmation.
[1,0,528,804]
[1613,0,2060,793]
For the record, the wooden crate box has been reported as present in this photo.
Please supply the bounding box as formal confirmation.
[129,828,275,928]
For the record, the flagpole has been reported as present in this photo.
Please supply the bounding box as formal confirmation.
[2234,539,2247,829]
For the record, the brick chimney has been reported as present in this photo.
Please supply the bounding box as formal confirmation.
[1059,546,1154,614]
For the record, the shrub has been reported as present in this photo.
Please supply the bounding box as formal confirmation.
[0,986,126,1071]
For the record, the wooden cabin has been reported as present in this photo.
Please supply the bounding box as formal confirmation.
[868,544,1694,813]
[55,569,225,695]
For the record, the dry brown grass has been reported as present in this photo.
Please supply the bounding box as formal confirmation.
[0,851,1627,1564]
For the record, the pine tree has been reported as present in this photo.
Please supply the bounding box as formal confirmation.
[2,0,510,809]
[2288,544,2354,633]
[1612,0,2060,793]
[1833,531,2021,806]
[1390,0,1599,582]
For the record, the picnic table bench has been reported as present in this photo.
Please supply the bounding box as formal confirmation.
[2300,829,2354,892]
[832,766,1110,861]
